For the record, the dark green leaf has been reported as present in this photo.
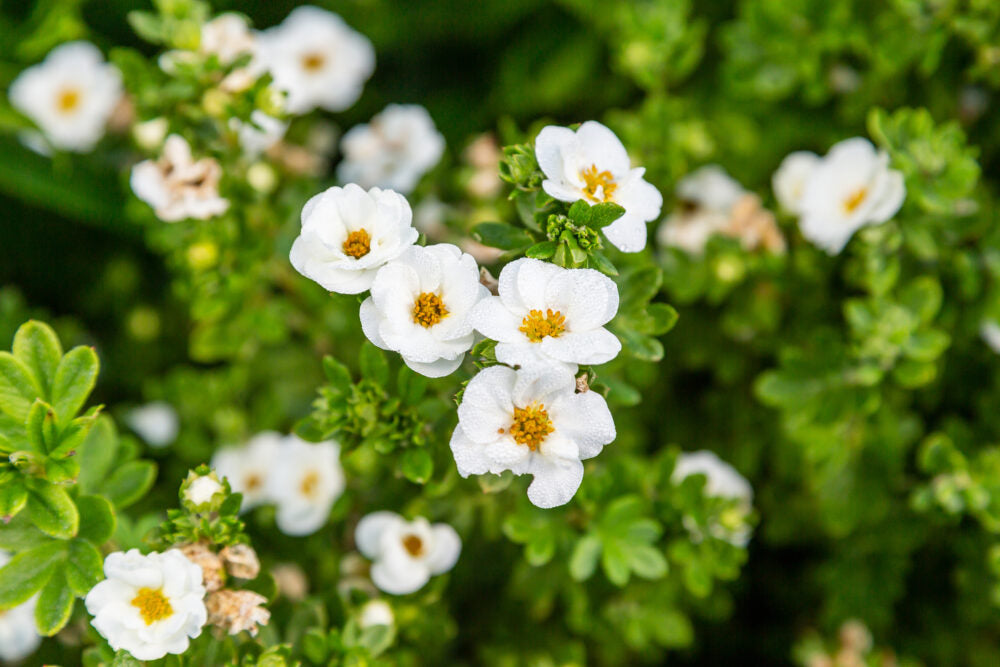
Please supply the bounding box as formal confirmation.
[66,539,104,596]
[472,222,533,250]
[359,344,390,388]
[0,540,65,608]
[35,568,74,635]
[400,448,433,484]
[26,481,79,538]
[526,241,558,259]
[75,495,116,544]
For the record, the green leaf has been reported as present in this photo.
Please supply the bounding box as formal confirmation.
[302,627,329,664]
[627,543,668,580]
[35,568,74,636]
[587,202,626,228]
[77,416,119,494]
[0,351,42,421]
[601,540,631,587]
[903,330,950,362]
[569,534,602,581]
[526,241,558,259]
[0,479,28,520]
[587,251,618,277]
[472,222,533,250]
[25,398,57,454]
[48,410,100,458]
[76,495,116,544]
[66,539,104,596]
[111,650,143,667]
[400,448,433,485]
[0,540,65,608]
[525,533,555,566]
[0,513,50,551]
[26,481,79,539]
[567,200,592,223]
[322,356,352,389]
[646,303,679,335]
[397,366,428,405]
[104,460,157,509]
[50,346,98,423]
[12,320,63,398]
[359,344,390,388]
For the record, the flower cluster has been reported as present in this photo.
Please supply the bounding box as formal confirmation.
[212,432,345,536]
[355,511,462,595]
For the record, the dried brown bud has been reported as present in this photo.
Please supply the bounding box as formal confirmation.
[272,563,309,601]
[575,374,590,394]
[206,590,270,637]
[726,194,786,254]
[838,619,873,654]
[179,543,225,592]
[479,267,499,295]
[220,544,260,580]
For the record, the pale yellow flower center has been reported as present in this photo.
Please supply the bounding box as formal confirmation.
[301,52,326,72]
[506,403,554,452]
[342,229,372,259]
[300,471,320,498]
[402,534,424,557]
[581,164,617,202]
[56,87,81,114]
[843,187,868,214]
[131,587,173,625]
[519,309,566,343]
[412,293,448,328]
[244,473,262,492]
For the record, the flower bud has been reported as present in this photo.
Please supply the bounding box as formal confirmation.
[206,590,270,637]
[220,544,260,580]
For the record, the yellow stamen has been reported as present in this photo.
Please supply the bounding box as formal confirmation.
[342,228,372,259]
[300,471,319,498]
[245,473,262,491]
[509,403,554,452]
[56,88,81,113]
[412,293,448,328]
[843,187,868,214]
[402,534,424,557]
[519,309,566,343]
[581,164,617,202]
[131,588,173,625]
[301,53,325,72]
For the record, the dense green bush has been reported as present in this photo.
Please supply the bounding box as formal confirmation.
[1,0,999,665]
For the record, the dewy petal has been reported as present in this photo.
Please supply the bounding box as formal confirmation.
[526,456,585,509]
[534,125,578,180]
[772,151,820,214]
[602,209,649,253]
[551,390,616,460]
[371,557,431,596]
[457,366,516,442]
[511,364,575,408]
[495,340,559,371]
[356,512,405,559]
[359,297,390,349]
[542,179,586,203]
[468,296,523,343]
[546,266,619,331]
[426,524,462,574]
[541,328,621,366]
[576,121,631,176]
[449,425,492,477]
[402,354,464,378]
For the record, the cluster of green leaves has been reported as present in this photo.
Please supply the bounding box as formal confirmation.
[156,466,249,547]
[0,321,155,636]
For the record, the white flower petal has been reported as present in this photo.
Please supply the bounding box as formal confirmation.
[426,524,462,574]
[356,512,405,559]
[526,456,585,509]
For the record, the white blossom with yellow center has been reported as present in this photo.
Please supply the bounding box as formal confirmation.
[291,184,419,294]
[84,549,207,661]
[789,137,905,254]
[671,450,754,547]
[360,243,488,378]
[337,104,446,194]
[256,6,374,114]
[266,435,345,536]
[772,151,821,215]
[535,121,662,253]
[130,135,230,222]
[469,258,620,372]
[450,365,615,508]
[355,512,461,595]
[212,431,284,512]
[0,551,41,662]
[657,165,746,255]
[9,41,122,152]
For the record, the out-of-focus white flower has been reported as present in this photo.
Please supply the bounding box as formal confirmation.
[205,589,270,637]
[256,6,375,114]
[671,450,753,546]
[201,13,256,65]
[468,258,620,372]
[0,551,41,662]
[234,110,288,158]
[772,151,821,215]
[212,432,283,511]
[126,401,179,448]
[267,436,345,536]
[130,135,230,222]
[185,473,224,507]
[355,512,461,595]
[337,104,445,194]
[85,549,207,661]
[358,599,394,628]
[450,365,615,508]
[794,137,906,254]
[290,184,418,294]
[9,41,122,152]
[132,117,169,151]
[535,121,662,253]
[981,320,1000,354]
[360,243,488,378]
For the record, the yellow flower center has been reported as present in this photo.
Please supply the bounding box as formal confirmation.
[581,164,617,202]
[56,88,81,114]
[300,471,320,498]
[508,402,554,452]
[245,473,262,492]
[843,187,868,214]
[342,228,372,259]
[519,309,566,343]
[131,587,173,625]
[412,292,448,328]
[301,52,326,72]
[402,534,424,557]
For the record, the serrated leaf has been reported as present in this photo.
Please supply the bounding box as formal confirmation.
[50,346,98,424]
[35,568,74,636]
[0,351,42,421]
[569,534,602,581]
[66,539,104,596]
[0,540,65,608]
[12,320,63,398]
[75,495,116,544]
[104,460,157,509]
[26,481,79,539]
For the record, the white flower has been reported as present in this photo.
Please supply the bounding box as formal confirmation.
[671,450,753,546]
[267,436,345,536]
[85,549,207,661]
[657,165,745,255]
[360,243,488,378]
[535,121,662,253]
[234,110,288,158]
[355,512,461,595]
[772,151,820,215]
[256,6,375,115]
[212,431,283,511]
[185,474,224,506]
[449,365,615,508]
[468,258,620,372]
[201,13,256,65]
[132,117,169,151]
[290,184,418,294]
[130,135,230,222]
[796,137,906,254]
[0,551,41,662]
[126,401,179,448]
[9,41,122,152]
[981,320,1000,354]
[358,599,394,628]
[337,104,445,194]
